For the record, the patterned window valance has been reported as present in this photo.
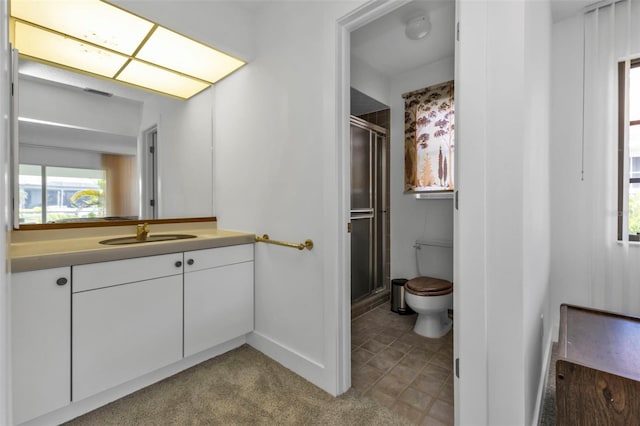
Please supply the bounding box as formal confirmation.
[403,80,455,193]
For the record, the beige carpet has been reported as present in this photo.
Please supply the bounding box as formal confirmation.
[66,344,408,425]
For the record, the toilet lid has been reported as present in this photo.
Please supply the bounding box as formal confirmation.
[405,277,453,296]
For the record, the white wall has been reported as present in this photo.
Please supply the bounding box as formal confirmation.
[485,3,526,422]
[454,1,489,421]
[17,78,139,168]
[549,15,589,337]
[1,0,10,422]
[456,0,551,424]
[389,56,455,279]
[19,78,142,138]
[549,4,640,344]
[350,55,390,107]
[19,145,102,170]
[215,1,365,395]
[522,1,551,423]
[142,90,215,219]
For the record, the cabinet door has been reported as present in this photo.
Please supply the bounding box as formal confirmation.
[12,267,70,425]
[72,275,182,401]
[184,261,254,357]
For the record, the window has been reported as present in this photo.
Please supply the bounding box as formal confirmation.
[403,80,455,193]
[18,165,106,224]
[619,59,640,240]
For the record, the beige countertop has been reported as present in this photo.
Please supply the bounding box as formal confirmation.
[10,222,255,273]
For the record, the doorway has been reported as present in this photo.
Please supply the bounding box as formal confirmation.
[337,0,458,423]
[141,126,158,219]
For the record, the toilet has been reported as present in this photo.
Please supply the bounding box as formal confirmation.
[404,239,453,338]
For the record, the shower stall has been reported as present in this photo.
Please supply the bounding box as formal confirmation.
[350,116,388,304]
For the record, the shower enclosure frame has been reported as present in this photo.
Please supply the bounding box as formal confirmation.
[350,115,389,308]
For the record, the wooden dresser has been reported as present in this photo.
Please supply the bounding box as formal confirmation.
[556,304,640,425]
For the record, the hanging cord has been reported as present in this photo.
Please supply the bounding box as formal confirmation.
[581,10,590,182]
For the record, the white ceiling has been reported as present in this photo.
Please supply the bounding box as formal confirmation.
[19,59,159,103]
[351,0,455,78]
[350,0,592,80]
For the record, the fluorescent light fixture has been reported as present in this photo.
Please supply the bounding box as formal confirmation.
[11,0,153,55]
[117,60,210,100]
[136,26,245,84]
[9,0,246,99]
[14,21,129,78]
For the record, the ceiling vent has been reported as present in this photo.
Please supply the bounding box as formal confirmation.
[83,88,113,97]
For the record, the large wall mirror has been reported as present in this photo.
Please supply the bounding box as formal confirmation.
[14,57,216,228]
[10,0,256,229]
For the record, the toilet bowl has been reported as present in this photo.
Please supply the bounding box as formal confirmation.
[403,240,453,338]
[405,277,453,338]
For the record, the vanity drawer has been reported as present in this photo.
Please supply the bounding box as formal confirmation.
[73,253,184,292]
[184,244,253,273]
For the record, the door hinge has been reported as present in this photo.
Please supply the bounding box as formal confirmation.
[455,358,460,378]
[456,22,460,42]
[150,199,155,207]
[347,222,352,233]
[455,191,459,210]
[149,145,155,154]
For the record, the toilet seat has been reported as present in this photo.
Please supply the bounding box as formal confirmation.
[405,276,453,296]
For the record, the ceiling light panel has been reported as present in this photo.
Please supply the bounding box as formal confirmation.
[9,0,247,99]
[10,0,154,55]
[116,60,210,99]
[13,21,129,78]
[135,27,245,84]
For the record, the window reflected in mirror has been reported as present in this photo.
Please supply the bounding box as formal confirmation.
[18,156,136,225]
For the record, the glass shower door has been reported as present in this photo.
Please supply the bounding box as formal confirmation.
[350,118,386,303]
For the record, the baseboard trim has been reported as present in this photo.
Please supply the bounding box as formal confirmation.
[532,331,554,426]
[247,331,330,394]
[20,336,247,426]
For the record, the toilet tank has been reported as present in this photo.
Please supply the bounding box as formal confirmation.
[415,239,453,282]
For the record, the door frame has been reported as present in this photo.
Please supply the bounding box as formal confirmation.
[336,2,487,424]
[140,125,158,219]
[334,0,412,397]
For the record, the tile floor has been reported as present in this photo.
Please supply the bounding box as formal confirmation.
[351,303,454,426]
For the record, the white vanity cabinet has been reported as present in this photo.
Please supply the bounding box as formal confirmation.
[11,267,71,425]
[10,239,255,423]
[184,244,254,357]
[72,253,184,401]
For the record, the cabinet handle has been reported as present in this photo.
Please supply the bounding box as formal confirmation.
[56,277,68,286]
[187,259,194,266]
[175,261,183,268]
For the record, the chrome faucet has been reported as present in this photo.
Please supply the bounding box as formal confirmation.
[136,223,150,241]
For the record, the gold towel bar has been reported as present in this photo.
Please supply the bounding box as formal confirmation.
[255,234,313,251]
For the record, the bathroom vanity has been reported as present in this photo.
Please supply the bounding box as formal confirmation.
[10,221,255,425]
